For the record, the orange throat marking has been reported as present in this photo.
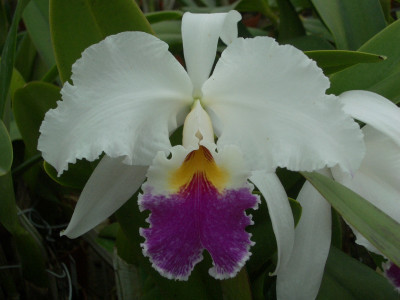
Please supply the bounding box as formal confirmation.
[169,146,228,193]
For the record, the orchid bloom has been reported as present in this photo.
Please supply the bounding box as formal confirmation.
[38,11,364,286]
[279,91,400,299]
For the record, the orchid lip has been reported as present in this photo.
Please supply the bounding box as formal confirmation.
[139,144,259,280]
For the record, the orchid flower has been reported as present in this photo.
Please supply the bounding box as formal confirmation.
[278,90,400,299]
[38,11,364,285]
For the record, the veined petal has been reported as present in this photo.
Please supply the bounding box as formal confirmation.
[139,145,259,280]
[62,156,147,238]
[276,179,332,300]
[38,32,192,175]
[339,90,400,147]
[250,171,294,275]
[332,125,400,254]
[202,37,364,173]
[182,10,241,96]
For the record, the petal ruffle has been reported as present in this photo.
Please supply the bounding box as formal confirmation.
[140,145,258,280]
[202,37,364,173]
[62,156,147,238]
[332,125,400,254]
[250,171,294,275]
[276,179,332,300]
[38,32,193,174]
[339,90,400,147]
[182,10,241,96]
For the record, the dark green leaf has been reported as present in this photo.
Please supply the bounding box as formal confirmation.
[0,172,19,233]
[14,32,37,81]
[317,247,398,299]
[23,0,56,67]
[329,19,400,103]
[0,0,30,118]
[276,0,305,42]
[152,20,183,52]
[14,231,48,288]
[247,197,301,275]
[50,0,154,82]
[0,119,13,175]
[220,268,252,300]
[146,10,183,23]
[284,35,334,51]
[302,172,400,267]
[0,0,8,50]
[305,50,385,75]
[379,0,392,23]
[311,0,386,50]
[13,82,60,154]
[44,159,97,189]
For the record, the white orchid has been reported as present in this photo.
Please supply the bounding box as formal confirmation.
[38,10,365,295]
[279,90,400,299]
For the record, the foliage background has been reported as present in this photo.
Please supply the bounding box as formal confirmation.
[1,0,400,299]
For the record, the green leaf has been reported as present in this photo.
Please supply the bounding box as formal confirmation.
[304,50,385,75]
[284,35,334,51]
[0,172,19,233]
[44,159,97,189]
[0,119,13,175]
[13,82,60,154]
[14,230,48,288]
[246,197,302,275]
[50,0,154,82]
[311,0,386,50]
[23,0,56,67]
[329,19,400,103]
[276,0,305,42]
[317,247,398,299]
[14,32,37,81]
[152,20,183,52]
[379,0,392,23]
[146,10,183,23]
[0,0,30,118]
[302,172,400,267]
[0,0,8,50]
[220,268,252,300]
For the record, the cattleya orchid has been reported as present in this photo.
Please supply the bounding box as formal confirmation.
[279,91,400,299]
[38,10,365,294]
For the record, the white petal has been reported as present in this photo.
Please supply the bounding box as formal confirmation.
[276,179,332,300]
[38,32,192,174]
[62,156,147,238]
[182,100,214,148]
[202,37,364,174]
[332,125,400,254]
[182,10,241,97]
[339,90,400,147]
[250,171,294,275]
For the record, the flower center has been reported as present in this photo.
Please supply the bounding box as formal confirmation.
[169,145,228,193]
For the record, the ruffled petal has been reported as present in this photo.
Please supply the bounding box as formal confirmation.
[276,179,332,300]
[62,156,147,238]
[250,171,294,275]
[140,145,258,280]
[38,32,192,175]
[383,261,400,291]
[332,125,400,254]
[339,90,400,147]
[202,37,364,173]
[182,10,241,96]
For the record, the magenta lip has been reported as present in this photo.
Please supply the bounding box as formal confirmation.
[139,173,258,280]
